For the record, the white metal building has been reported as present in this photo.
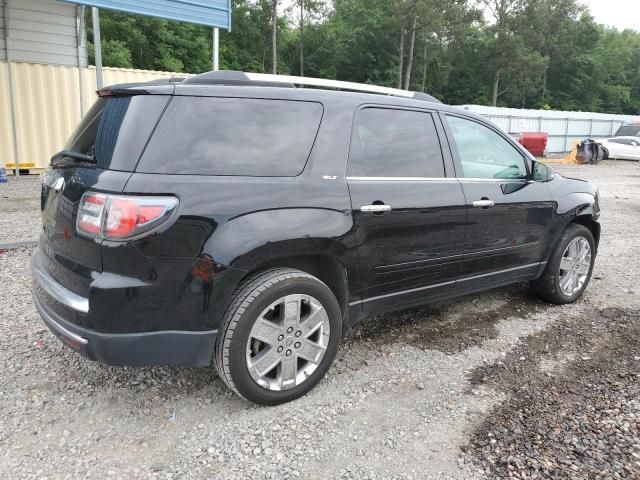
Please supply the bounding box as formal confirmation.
[462,105,638,153]
[1,0,86,66]
[0,0,180,173]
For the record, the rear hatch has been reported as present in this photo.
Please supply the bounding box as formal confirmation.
[39,93,170,297]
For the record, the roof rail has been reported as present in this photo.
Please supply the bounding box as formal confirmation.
[182,71,440,103]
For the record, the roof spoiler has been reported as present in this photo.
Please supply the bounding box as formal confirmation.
[97,78,180,97]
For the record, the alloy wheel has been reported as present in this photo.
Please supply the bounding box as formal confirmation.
[558,236,592,297]
[245,294,331,391]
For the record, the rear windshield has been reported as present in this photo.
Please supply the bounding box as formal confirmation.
[64,95,169,171]
[136,97,324,176]
[614,125,640,137]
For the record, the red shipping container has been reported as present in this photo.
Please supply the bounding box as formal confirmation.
[517,132,548,157]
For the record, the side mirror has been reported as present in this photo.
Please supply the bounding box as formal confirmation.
[532,161,554,182]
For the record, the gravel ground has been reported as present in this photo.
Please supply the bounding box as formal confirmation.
[0,176,41,245]
[466,306,640,479]
[0,160,639,479]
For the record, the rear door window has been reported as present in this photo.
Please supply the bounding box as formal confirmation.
[64,96,170,171]
[137,97,323,176]
[350,107,445,177]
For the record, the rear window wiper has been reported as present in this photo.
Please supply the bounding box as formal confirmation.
[51,150,97,166]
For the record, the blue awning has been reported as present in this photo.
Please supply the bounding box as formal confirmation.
[63,0,231,30]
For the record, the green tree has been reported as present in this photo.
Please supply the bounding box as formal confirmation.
[85,0,640,114]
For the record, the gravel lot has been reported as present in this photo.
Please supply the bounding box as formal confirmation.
[1,161,639,479]
[0,176,41,245]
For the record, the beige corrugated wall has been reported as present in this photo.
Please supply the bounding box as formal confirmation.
[0,61,191,170]
[0,62,14,167]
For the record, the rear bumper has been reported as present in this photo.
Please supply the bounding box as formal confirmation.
[31,250,216,367]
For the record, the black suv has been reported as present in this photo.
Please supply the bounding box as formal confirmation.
[32,71,600,405]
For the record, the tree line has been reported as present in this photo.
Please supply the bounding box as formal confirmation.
[87,0,640,114]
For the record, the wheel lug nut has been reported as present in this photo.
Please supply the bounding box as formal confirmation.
[294,342,301,349]
[278,335,284,341]
[295,331,301,337]
[286,350,292,357]
[277,346,283,353]
[287,327,294,333]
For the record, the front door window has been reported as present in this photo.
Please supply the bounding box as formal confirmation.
[446,115,528,180]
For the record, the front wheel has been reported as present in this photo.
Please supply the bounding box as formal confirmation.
[531,224,596,304]
[214,268,342,405]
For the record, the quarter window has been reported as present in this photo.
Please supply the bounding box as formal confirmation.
[138,97,323,176]
[446,115,528,180]
[352,108,445,177]
[63,96,170,171]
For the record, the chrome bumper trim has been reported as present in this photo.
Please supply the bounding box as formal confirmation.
[31,250,90,313]
[33,292,89,345]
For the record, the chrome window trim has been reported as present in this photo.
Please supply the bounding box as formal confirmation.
[461,177,529,183]
[346,176,457,182]
[346,176,529,183]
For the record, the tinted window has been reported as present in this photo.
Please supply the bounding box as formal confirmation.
[65,98,105,156]
[614,125,640,137]
[64,96,169,171]
[446,115,528,179]
[352,108,445,177]
[137,97,323,176]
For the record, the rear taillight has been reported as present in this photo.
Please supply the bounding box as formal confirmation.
[77,193,179,240]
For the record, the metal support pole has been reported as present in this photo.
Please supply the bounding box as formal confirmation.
[76,5,85,118]
[92,7,103,90]
[4,0,19,177]
[213,27,219,71]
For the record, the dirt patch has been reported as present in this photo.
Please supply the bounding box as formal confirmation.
[464,307,640,479]
[345,284,546,354]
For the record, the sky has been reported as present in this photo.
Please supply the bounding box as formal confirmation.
[580,0,640,31]
[279,0,639,32]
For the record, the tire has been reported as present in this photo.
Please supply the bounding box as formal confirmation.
[214,268,342,405]
[531,224,596,304]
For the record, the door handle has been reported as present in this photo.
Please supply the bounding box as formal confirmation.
[360,204,392,213]
[472,199,495,208]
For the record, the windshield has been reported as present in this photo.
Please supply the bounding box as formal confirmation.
[63,95,170,171]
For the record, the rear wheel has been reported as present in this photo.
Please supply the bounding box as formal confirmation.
[531,224,595,304]
[214,268,342,405]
